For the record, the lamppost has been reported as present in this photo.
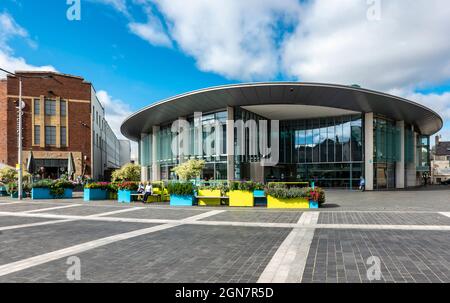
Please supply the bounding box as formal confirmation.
[0,68,53,200]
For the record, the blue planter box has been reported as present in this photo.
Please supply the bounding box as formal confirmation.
[118,190,137,203]
[84,188,108,201]
[170,194,195,206]
[32,188,72,199]
[309,200,319,209]
[253,190,265,198]
[32,188,52,199]
[253,190,267,207]
[10,191,27,199]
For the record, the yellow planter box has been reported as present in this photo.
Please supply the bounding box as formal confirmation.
[197,189,221,206]
[229,190,254,207]
[267,195,310,209]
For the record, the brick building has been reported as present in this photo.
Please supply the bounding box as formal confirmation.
[0,71,130,180]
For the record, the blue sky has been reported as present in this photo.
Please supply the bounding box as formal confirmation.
[1,0,450,146]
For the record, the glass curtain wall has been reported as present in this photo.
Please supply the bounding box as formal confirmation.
[139,110,228,181]
[273,114,363,188]
[373,117,401,189]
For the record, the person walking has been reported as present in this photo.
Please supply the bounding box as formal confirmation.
[359,176,366,192]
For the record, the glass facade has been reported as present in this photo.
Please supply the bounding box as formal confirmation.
[373,117,401,189]
[266,114,363,188]
[137,106,431,189]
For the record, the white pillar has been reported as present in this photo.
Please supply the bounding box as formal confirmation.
[140,134,149,182]
[152,126,160,181]
[364,113,374,191]
[226,106,235,181]
[396,121,405,189]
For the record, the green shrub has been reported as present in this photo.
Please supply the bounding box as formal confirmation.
[85,182,109,190]
[111,164,141,182]
[198,182,228,196]
[266,184,326,204]
[172,159,205,181]
[32,179,54,188]
[230,181,259,192]
[107,182,119,193]
[167,182,196,196]
[6,182,18,195]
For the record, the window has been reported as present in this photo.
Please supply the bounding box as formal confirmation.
[34,99,40,115]
[61,126,67,146]
[60,100,67,116]
[34,125,40,145]
[45,99,56,116]
[45,126,56,145]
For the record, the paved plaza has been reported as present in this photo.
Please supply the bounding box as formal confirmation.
[0,188,449,283]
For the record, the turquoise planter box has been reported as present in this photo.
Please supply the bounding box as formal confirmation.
[84,188,108,201]
[170,194,195,206]
[32,188,52,199]
[254,190,267,207]
[118,190,137,203]
[10,191,26,199]
[62,189,73,199]
[309,200,319,209]
[253,190,265,198]
[32,188,72,199]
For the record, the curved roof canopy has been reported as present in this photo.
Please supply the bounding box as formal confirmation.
[121,82,443,141]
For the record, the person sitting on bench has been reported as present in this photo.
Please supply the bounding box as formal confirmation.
[143,182,153,202]
[137,182,145,194]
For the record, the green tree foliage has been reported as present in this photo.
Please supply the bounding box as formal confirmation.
[111,163,141,182]
[172,159,205,181]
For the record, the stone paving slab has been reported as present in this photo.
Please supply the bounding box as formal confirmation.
[0,203,67,213]
[0,216,58,227]
[201,210,303,223]
[0,220,157,266]
[104,208,211,220]
[318,212,450,226]
[0,224,291,283]
[33,205,126,216]
[302,229,450,283]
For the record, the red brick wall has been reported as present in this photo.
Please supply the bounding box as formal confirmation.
[4,73,92,175]
[0,80,7,165]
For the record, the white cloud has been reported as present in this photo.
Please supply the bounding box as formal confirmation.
[89,0,129,16]
[128,18,172,48]
[281,0,450,91]
[96,90,138,158]
[136,0,302,80]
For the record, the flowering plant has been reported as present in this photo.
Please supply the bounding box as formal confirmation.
[116,182,139,191]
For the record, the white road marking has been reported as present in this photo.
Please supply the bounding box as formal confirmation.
[180,210,226,222]
[0,210,226,277]
[23,204,81,213]
[0,223,181,277]
[86,207,145,217]
[258,212,319,283]
[0,211,450,230]
[439,212,450,218]
[0,219,75,231]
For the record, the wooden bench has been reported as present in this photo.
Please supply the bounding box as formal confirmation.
[195,196,229,206]
[131,193,162,202]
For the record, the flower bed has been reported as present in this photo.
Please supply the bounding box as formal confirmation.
[117,182,139,203]
[197,183,228,206]
[228,181,264,207]
[84,182,109,201]
[266,184,325,209]
[31,179,74,200]
[167,182,196,206]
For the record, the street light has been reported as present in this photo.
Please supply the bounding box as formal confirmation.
[0,68,53,200]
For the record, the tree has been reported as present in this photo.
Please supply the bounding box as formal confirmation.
[0,167,18,183]
[172,159,205,181]
[111,163,141,182]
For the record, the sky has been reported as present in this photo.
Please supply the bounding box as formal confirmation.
[1,0,450,158]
